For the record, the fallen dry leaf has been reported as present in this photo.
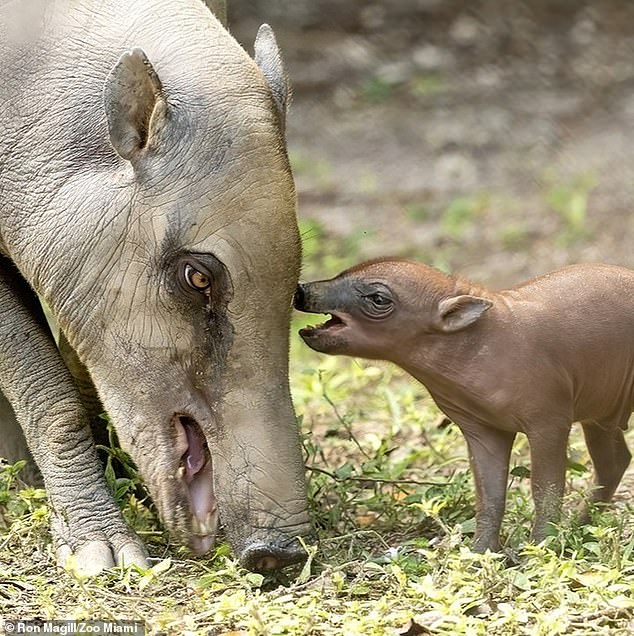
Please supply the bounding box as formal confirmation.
[397,618,432,635]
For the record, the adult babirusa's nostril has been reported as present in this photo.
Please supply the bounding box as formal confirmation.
[256,555,279,571]
[240,538,308,572]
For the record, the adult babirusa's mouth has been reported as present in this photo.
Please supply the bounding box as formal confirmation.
[173,415,218,554]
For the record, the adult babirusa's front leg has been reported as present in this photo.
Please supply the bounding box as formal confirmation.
[57,330,109,449]
[459,423,516,552]
[0,261,147,575]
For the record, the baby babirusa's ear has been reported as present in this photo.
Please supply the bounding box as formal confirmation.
[434,295,492,332]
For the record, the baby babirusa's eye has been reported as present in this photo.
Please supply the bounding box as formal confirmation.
[369,293,391,306]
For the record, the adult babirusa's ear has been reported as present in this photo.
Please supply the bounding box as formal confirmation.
[435,295,492,332]
[103,48,166,162]
[254,24,290,131]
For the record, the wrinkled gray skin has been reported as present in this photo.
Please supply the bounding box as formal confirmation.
[0,0,312,575]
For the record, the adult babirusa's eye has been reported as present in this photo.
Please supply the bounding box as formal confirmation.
[184,263,211,294]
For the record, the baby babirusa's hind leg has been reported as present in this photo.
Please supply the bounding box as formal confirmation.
[580,421,631,521]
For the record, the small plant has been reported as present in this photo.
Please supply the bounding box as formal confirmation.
[97,417,145,505]
[95,418,160,536]
[545,172,598,244]
[441,192,490,238]
[0,460,47,526]
[500,222,529,250]
[289,150,334,190]
[408,74,445,99]
[298,217,371,279]
[361,76,394,104]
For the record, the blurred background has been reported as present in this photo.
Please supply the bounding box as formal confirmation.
[229,0,634,287]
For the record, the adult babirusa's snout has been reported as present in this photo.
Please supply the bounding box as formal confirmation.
[205,313,314,571]
[239,531,312,571]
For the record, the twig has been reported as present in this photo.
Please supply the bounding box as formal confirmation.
[319,370,372,460]
[568,607,634,627]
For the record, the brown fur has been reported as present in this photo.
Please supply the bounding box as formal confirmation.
[295,260,634,551]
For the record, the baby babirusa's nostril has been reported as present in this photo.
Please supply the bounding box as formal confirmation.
[293,284,306,309]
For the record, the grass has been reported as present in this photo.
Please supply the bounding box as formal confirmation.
[3,244,634,635]
[544,172,598,246]
[440,192,490,239]
[360,73,446,105]
[3,340,634,634]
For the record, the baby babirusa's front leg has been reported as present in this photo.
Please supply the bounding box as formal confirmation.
[527,424,570,543]
[460,423,516,552]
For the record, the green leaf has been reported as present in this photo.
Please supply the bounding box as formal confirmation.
[350,584,370,596]
[334,463,354,480]
[459,517,476,534]
[566,461,588,475]
[583,542,601,557]
[151,557,172,576]
[510,465,531,479]
[245,572,264,588]
[508,569,531,591]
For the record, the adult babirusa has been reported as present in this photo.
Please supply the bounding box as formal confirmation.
[0,0,312,574]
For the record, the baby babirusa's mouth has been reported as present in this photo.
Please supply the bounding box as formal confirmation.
[299,313,345,337]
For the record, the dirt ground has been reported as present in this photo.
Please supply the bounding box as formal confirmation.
[230,0,634,286]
